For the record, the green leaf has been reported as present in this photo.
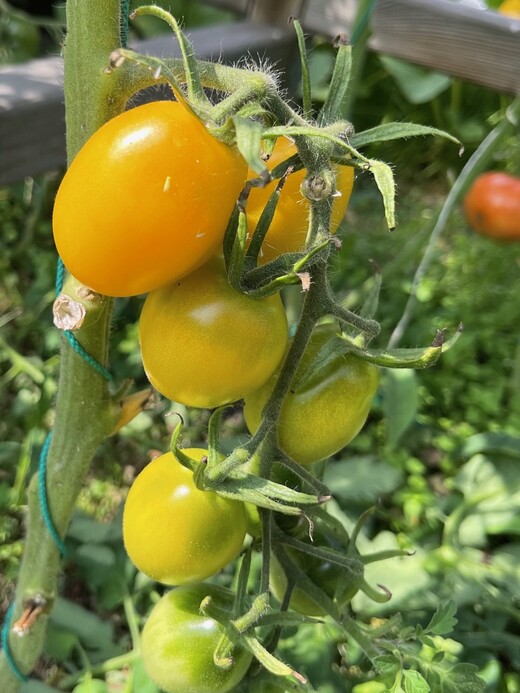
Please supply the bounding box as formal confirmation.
[324,456,404,505]
[379,56,452,105]
[50,598,116,652]
[453,455,500,498]
[461,432,520,460]
[432,663,486,693]
[43,623,78,660]
[366,159,396,230]
[68,511,122,543]
[20,681,62,693]
[74,543,116,569]
[425,602,458,636]
[233,116,265,174]
[351,122,460,150]
[382,369,419,449]
[403,670,430,693]
[374,654,400,676]
[131,659,161,693]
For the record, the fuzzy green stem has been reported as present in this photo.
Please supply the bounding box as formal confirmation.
[0,3,123,690]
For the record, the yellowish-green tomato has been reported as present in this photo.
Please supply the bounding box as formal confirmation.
[244,324,379,466]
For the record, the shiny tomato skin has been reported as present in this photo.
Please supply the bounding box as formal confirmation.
[53,101,247,297]
[141,584,253,693]
[139,256,289,408]
[122,449,247,585]
[246,137,355,264]
[244,324,379,466]
[463,172,520,241]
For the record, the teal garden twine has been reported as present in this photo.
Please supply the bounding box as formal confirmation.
[1,0,130,660]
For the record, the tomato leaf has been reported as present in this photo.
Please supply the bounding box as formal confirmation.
[351,122,460,150]
[424,602,458,636]
[379,56,452,105]
[403,670,431,693]
[461,432,520,460]
[382,369,419,449]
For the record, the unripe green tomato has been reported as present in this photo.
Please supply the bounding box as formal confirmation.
[141,584,253,693]
[244,324,379,466]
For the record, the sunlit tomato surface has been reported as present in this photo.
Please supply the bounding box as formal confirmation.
[463,171,520,241]
[245,137,355,264]
[122,449,247,585]
[139,256,289,408]
[498,0,520,18]
[53,101,247,297]
[244,324,379,466]
[270,529,364,616]
[141,584,253,693]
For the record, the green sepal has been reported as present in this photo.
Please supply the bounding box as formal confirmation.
[225,208,248,290]
[234,116,266,174]
[359,262,382,320]
[240,240,331,299]
[318,41,352,126]
[131,5,209,107]
[351,121,462,152]
[274,451,331,498]
[293,327,459,394]
[273,544,342,621]
[292,19,312,119]
[204,589,308,684]
[223,205,241,271]
[280,533,365,576]
[241,632,306,682]
[168,416,200,473]
[342,325,462,369]
[109,47,189,109]
[245,176,288,268]
[255,611,321,628]
[365,158,396,230]
[203,472,328,515]
[360,579,392,603]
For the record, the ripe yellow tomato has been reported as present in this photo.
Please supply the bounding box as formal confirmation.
[244,324,379,466]
[498,0,520,18]
[53,101,247,297]
[245,137,355,263]
[123,449,247,585]
[139,256,289,408]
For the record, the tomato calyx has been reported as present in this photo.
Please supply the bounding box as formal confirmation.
[169,412,330,516]
[270,510,410,619]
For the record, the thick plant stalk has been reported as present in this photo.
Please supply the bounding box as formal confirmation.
[0,2,125,690]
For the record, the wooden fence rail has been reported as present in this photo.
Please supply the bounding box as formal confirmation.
[1,0,519,186]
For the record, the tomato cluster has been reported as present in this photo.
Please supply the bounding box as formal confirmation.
[53,101,378,692]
